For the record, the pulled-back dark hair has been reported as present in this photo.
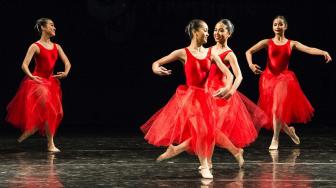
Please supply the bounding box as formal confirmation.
[273,15,288,25]
[185,19,205,39]
[34,18,52,34]
[217,19,234,35]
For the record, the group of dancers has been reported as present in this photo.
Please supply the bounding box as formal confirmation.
[141,16,332,178]
[5,16,331,179]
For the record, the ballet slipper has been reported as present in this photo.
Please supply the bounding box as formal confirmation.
[199,166,213,179]
[48,144,60,152]
[289,127,300,145]
[17,131,33,143]
[156,145,178,162]
[269,138,279,150]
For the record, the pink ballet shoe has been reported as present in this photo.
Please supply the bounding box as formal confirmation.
[48,145,60,152]
[156,145,178,162]
[269,138,279,150]
[199,166,213,179]
[289,127,300,145]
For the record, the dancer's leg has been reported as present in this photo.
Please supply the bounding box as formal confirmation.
[216,132,244,167]
[156,138,191,161]
[216,132,239,155]
[45,122,60,152]
[269,115,281,150]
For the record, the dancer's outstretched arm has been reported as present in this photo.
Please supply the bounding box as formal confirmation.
[291,41,332,63]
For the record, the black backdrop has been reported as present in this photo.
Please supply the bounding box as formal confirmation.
[1,0,335,134]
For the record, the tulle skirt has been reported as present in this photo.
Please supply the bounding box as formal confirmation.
[141,85,215,158]
[206,78,268,148]
[258,68,314,129]
[212,91,269,148]
[6,76,63,135]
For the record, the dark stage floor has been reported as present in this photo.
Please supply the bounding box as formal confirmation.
[0,127,335,187]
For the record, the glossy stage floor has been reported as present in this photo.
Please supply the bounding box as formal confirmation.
[0,126,335,187]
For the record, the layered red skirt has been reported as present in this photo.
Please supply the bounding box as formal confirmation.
[6,76,63,135]
[206,76,268,148]
[258,68,314,129]
[211,91,269,148]
[141,81,269,156]
[141,85,215,158]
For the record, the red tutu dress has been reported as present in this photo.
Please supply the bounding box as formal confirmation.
[206,49,268,148]
[141,48,215,158]
[6,42,63,135]
[258,39,314,129]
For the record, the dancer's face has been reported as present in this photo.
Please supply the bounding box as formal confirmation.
[42,20,56,37]
[213,22,231,43]
[193,22,209,44]
[273,18,287,35]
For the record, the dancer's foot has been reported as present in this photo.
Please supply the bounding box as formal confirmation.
[48,144,60,152]
[234,148,244,168]
[17,136,25,143]
[289,127,300,145]
[156,145,178,162]
[269,137,279,150]
[17,131,32,143]
[199,166,213,179]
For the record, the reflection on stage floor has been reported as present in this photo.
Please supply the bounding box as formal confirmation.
[0,128,335,187]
